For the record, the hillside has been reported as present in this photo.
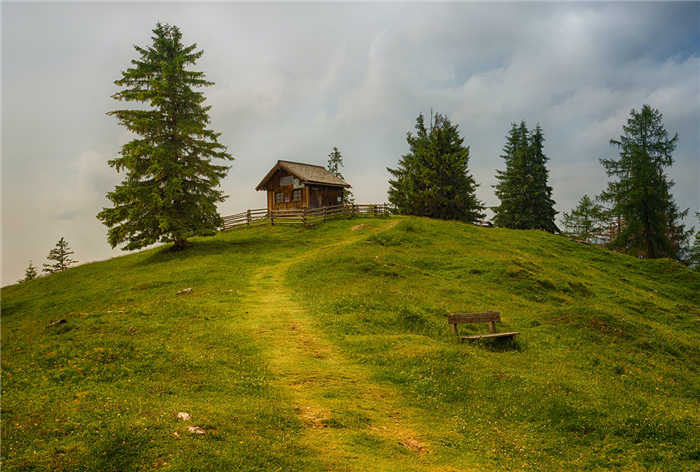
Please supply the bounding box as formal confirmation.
[2,216,699,471]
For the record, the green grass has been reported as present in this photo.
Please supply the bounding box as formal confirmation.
[2,216,699,471]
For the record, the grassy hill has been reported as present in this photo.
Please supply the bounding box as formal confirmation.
[2,216,699,471]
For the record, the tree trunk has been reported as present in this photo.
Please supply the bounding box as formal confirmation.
[173,238,188,251]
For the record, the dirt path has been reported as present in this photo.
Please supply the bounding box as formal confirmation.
[236,224,464,471]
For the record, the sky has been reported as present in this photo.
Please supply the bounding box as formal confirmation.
[2,1,699,286]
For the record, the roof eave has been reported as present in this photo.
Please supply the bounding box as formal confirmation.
[304,180,352,188]
[255,161,284,191]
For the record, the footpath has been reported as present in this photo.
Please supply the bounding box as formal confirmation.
[235,223,468,471]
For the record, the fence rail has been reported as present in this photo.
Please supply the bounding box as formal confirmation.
[221,203,390,231]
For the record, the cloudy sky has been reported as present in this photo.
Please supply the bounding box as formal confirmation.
[2,1,699,285]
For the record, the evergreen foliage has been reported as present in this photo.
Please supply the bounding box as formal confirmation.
[327,147,354,204]
[43,238,77,274]
[19,261,38,283]
[562,195,605,243]
[688,233,700,271]
[98,23,233,251]
[600,104,690,259]
[492,121,558,233]
[387,112,485,223]
[686,213,700,271]
[594,202,622,247]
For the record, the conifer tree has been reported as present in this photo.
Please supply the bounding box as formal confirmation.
[19,261,39,283]
[43,238,77,274]
[687,213,700,271]
[327,147,354,204]
[98,23,233,251]
[492,121,558,233]
[562,195,605,243]
[388,112,485,223]
[600,105,689,259]
[688,234,700,271]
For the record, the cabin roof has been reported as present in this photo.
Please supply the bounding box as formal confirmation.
[255,160,351,191]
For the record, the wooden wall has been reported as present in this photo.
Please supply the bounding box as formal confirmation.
[265,168,305,211]
[307,185,344,209]
[263,168,345,211]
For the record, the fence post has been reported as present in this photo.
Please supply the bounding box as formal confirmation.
[323,206,327,221]
[270,210,274,226]
[246,209,251,227]
[302,209,307,226]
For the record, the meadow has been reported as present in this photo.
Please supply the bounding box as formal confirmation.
[2,216,699,471]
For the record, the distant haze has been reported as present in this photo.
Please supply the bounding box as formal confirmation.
[2,2,699,285]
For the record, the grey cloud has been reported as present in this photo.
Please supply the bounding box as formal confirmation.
[2,2,698,285]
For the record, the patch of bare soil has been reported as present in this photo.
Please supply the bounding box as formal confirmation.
[401,437,430,453]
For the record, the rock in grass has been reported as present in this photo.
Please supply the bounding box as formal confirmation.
[47,319,67,328]
[177,412,191,421]
[187,425,205,434]
[177,288,193,295]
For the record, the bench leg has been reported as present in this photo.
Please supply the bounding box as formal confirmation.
[488,321,496,334]
[451,324,458,336]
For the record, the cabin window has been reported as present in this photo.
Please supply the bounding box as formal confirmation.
[293,189,302,201]
[280,176,293,186]
[275,192,284,204]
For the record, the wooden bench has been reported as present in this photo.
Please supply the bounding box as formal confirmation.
[448,311,520,341]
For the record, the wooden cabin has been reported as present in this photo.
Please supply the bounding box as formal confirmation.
[255,160,352,211]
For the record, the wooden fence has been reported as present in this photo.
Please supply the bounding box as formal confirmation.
[221,203,390,231]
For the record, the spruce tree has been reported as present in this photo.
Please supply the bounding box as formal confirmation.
[687,213,700,271]
[43,238,77,274]
[19,261,39,283]
[327,147,354,204]
[492,122,529,229]
[388,112,485,223]
[492,121,558,233]
[600,105,689,259]
[562,195,605,243]
[98,23,233,251]
[688,234,700,271]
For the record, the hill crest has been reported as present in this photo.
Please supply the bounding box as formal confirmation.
[2,216,699,471]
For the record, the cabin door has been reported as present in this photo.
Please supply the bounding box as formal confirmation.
[309,189,321,209]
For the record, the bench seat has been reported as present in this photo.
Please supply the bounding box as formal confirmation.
[448,311,519,342]
[462,331,520,341]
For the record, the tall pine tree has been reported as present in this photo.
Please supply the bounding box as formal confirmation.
[600,105,689,259]
[492,121,558,233]
[98,23,233,251]
[388,112,485,223]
